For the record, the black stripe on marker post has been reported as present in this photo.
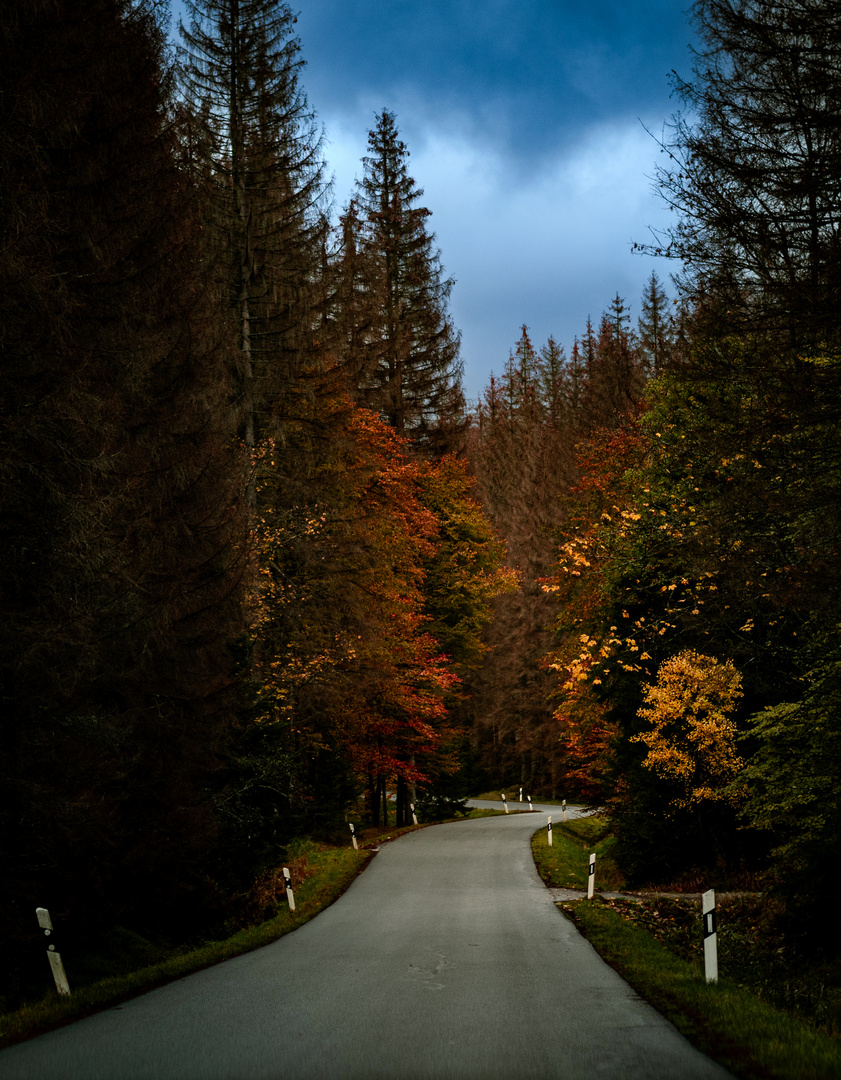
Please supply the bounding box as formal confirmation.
[702,888,718,983]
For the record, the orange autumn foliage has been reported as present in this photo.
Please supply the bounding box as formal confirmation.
[632,650,744,810]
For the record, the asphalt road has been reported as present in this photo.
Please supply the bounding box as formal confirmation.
[0,804,733,1080]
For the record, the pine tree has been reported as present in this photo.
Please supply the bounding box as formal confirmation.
[0,0,247,988]
[178,0,330,502]
[637,272,674,376]
[647,0,841,345]
[581,298,645,430]
[350,109,464,453]
[537,335,567,427]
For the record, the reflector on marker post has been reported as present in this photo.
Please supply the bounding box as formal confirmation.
[587,852,596,899]
[349,822,358,850]
[547,815,553,846]
[36,908,70,996]
[702,889,718,983]
[501,793,509,813]
[283,866,296,911]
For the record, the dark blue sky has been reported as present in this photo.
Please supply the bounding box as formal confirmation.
[171,1,697,399]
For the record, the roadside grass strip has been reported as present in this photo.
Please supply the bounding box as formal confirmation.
[531,811,624,890]
[0,808,503,1050]
[0,846,370,1050]
[531,817,841,1080]
[564,899,841,1080]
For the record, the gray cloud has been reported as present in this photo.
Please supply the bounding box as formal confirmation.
[172,0,693,398]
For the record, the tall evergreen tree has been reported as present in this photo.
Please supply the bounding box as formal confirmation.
[0,0,247,995]
[327,198,382,398]
[350,109,464,453]
[637,271,675,376]
[178,0,330,502]
[648,0,841,345]
[581,298,645,430]
[537,335,568,427]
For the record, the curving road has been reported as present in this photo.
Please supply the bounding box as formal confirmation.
[0,803,732,1079]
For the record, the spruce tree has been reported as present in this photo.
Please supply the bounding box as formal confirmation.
[327,197,382,397]
[637,271,674,376]
[648,0,841,345]
[178,0,330,501]
[350,109,464,453]
[0,0,247,988]
[581,298,645,430]
[537,335,567,427]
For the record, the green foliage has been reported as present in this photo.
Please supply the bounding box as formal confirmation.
[414,786,470,822]
[538,333,841,894]
[418,454,517,675]
[531,815,624,891]
[742,653,841,951]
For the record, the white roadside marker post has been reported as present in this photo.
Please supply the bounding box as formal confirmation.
[410,802,418,826]
[702,889,718,983]
[587,853,596,899]
[36,908,71,996]
[527,795,533,811]
[519,787,523,803]
[562,799,567,823]
[349,823,358,850]
[282,867,296,912]
[501,793,509,813]
[547,816,553,846]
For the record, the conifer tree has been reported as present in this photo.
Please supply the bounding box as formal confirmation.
[566,339,587,418]
[178,0,330,501]
[0,0,247,983]
[637,271,675,376]
[350,109,464,453]
[327,198,382,397]
[582,297,645,430]
[648,0,841,345]
[538,336,568,427]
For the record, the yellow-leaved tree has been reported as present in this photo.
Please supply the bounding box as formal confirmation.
[632,651,744,810]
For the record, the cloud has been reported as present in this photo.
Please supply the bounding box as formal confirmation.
[170,0,686,403]
[325,111,675,400]
[296,0,693,164]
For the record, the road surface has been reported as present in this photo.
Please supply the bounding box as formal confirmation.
[0,803,732,1079]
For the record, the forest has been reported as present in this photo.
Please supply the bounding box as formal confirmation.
[2,0,841,1007]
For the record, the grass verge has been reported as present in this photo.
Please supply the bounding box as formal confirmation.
[0,809,502,1051]
[563,899,841,1080]
[472,790,571,805]
[0,845,370,1050]
[530,816,841,1078]
[531,812,624,890]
